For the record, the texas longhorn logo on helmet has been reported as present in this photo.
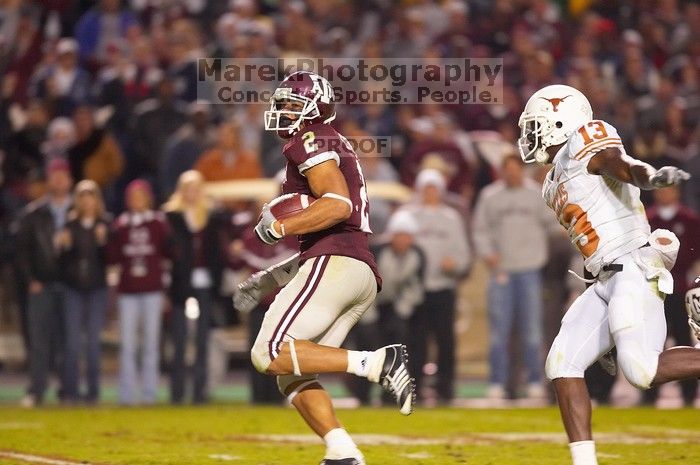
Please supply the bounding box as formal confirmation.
[539,95,572,112]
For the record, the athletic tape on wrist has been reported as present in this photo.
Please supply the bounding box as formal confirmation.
[269,221,283,239]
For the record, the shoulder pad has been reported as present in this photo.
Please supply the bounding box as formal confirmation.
[568,120,623,163]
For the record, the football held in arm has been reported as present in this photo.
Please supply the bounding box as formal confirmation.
[235,71,415,465]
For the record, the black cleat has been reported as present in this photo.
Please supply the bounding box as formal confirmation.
[319,458,364,465]
[376,344,415,415]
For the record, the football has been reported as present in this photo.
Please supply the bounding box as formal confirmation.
[269,193,316,220]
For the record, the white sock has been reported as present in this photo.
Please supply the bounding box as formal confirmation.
[323,428,361,459]
[346,350,374,378]
[569,440,598,465]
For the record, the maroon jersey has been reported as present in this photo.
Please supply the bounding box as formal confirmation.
[108,210,170,294]
[281,123,381,287]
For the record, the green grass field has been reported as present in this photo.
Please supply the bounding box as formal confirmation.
[1,406,699,465]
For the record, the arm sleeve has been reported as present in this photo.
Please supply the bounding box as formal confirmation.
[284,126,341,176]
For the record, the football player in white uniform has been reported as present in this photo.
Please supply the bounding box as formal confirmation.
[519,84,697,465]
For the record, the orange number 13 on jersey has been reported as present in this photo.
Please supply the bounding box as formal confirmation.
[577,121,609,145]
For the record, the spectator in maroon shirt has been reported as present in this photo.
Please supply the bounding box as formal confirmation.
[644,185,700,406]
[162,170,224,404]
[108,179,170,405]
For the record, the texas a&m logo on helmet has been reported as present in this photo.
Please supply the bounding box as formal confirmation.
[264,71,337,138]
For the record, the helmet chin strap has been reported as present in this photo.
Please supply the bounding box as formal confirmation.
[535,148,550,164]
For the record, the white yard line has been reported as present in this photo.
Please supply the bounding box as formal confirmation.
[208,454,242,461]
[400,452,434,459]
[0,451,90,465]
[242,432,697,446]
[0,422,43,430]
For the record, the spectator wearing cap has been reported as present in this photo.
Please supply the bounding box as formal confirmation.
[348,209,426,406]
[160,100,218,199]
[401,169,471,404]
[373,210,425,368]
[15,159,74,407]
[108,180,171,405]
[29,38,92,116]
[472,155,553,402]
[74,0,138,68]
[643,186,700,407]
[193,121,262,182]
[58,180,112,404]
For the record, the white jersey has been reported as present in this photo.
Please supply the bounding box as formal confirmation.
[542,120,650,275]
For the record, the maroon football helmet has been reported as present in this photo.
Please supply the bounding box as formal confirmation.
[264,71,336,138]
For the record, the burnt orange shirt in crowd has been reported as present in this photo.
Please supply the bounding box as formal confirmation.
[194,149,262,181]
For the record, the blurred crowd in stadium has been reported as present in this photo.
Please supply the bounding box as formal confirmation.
[0,0,699,408]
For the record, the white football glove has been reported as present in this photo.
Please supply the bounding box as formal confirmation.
[649,166,691,188]
[254,204,282,245]
[232,254,300,313]
[233,271,277,313]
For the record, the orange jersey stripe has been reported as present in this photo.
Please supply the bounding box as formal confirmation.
[574,137,622,160]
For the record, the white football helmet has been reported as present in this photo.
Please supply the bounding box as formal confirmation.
[518,84,593,164]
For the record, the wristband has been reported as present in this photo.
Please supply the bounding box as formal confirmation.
[270,220,284,238]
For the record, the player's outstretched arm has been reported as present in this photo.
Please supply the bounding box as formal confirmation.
[587,147,690,189]
[272,160,353,236]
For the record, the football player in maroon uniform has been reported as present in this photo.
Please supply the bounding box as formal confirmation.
[234,71,415,465]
